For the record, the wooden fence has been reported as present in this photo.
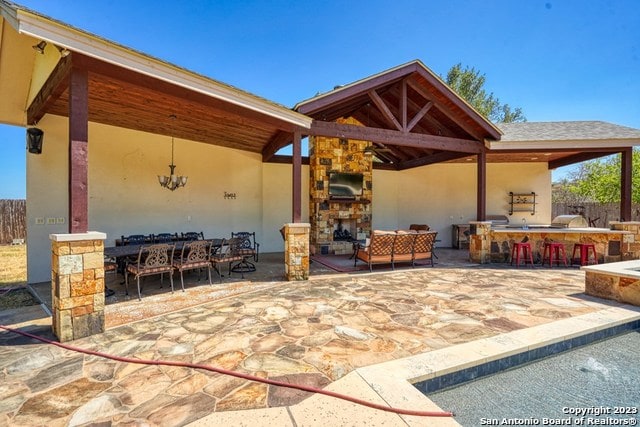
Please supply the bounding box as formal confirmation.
[552,202,640,227]
[0,199,26,244]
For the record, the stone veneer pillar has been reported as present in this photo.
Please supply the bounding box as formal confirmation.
[283,223,310,281]
[50,231,107,342]
[469,221,491,264]
[609,221,639,260]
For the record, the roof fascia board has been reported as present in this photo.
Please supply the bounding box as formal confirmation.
[294,62,418,112]
[14,9,311,129]
[0,2,19,29]
[487,139,640,150]
[295,59,502,141]
[410,61,502,140]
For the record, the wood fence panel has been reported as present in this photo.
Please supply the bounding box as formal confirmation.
[552,202,640,227]
[0,199,26,244]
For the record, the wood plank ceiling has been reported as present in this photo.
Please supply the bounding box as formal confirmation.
[27,53,300,153]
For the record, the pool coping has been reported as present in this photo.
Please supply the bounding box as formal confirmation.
[582,259,640,280]
[187,304,640,427]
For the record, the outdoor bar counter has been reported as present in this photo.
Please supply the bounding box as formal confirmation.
[487,226,631,264]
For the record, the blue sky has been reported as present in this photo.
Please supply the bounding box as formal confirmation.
[1,0,639,198]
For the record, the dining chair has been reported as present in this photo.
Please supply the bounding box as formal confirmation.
[182,231,204,241]
[122,234,147,245]
[172,240,212,290]
[154,233,177,243]
[230,231,260,262]
[210,238,245,280]
[125,243,175,300]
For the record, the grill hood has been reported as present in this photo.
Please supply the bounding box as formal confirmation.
[551,215,589,228]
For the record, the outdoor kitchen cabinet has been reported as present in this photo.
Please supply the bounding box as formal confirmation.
[508,192,537,215]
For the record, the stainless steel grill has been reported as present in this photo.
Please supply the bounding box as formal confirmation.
[486,215,509,226]
[551,215,589,228]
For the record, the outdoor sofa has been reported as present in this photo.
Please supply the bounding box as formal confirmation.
[355,229,438,271]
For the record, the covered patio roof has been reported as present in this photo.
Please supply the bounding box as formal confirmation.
[288,60,501,171]
[0,1,312,152]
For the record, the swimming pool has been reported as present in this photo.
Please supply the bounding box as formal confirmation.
[425,330,640,426]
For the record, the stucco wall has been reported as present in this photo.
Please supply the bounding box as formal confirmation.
[373,162,551,247]
[261,163,309,253]
[26,115,551,282]
[27,115,279,283]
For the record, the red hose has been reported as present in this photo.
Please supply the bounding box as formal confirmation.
[0,324,453,418]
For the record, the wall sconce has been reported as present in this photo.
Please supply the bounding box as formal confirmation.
[55,45,70,57]
[32,41,47,54]
[26,128,44,154]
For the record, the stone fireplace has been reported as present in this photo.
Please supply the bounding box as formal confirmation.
[333,218,356,241]
[309,117,373,255]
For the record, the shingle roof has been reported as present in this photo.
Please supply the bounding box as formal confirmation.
[498,121,640,142]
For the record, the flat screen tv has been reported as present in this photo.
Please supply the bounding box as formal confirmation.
[329,172,363,199]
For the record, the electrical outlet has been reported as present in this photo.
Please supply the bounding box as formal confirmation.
[35,217,45,225]
[46,217,56,225]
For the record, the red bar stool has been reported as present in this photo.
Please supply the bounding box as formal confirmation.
[510,241,534,267]
[572,243,598,266]
[542,241,568,267]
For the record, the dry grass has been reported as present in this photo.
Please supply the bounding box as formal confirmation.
[0,244,27,287]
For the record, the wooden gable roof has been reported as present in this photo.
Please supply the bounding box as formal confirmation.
[290,60,501,170]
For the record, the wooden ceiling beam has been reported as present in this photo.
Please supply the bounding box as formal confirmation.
[406,77,485,141]
[372,162,399,170]
[406,100,433,132]
[548,151,617,169]
[27,54,73,125]
[397,152,470,170]
[368,89,403,131]
[263,154,310,165]
[310,120,483,153]
[262,130,293,161]
[400,79,407,130]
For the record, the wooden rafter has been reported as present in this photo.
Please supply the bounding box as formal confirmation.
[310,120,483,154]
[406,101,433,133]
[406,77,486,141]
[397,152,469,170]
[400,79,407,130]
[262,130,292,161]
[548,151,619,169]
[368,89,402,131]
[27,54,73,125]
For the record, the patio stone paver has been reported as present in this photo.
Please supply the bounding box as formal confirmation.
[0,253,618,426]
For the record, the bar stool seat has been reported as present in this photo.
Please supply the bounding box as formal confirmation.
[572,243,598,266]
[511,242,534,267]
[542,242,567,267]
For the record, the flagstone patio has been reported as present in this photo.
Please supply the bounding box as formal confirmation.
[0,250,637,426]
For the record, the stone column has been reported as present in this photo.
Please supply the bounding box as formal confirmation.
[283,223,310,281]
[50,232,107,342]
[469,221,491,264]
